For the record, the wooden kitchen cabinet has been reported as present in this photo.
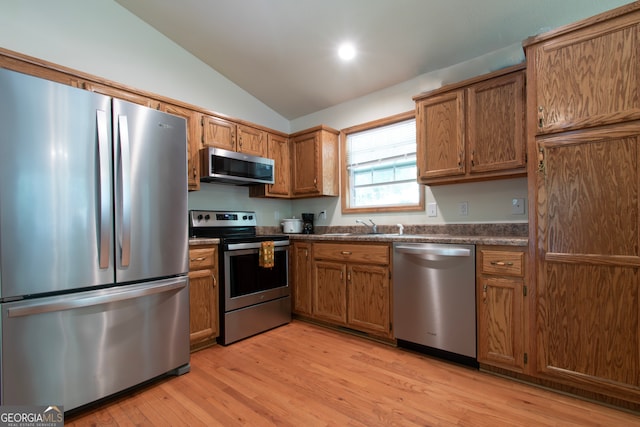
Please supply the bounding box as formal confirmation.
[524,3,640,409]
[237,124,267,157]
[291,241,312,316]
[249,132,291,198]
[476,246,527,373]
[533,124,640,405]
[312,242,392,338]
[414,64,526,185]
[160,103,201,191]
[529,11,640,135]
[188,245,219,351]
[201,114,237,151]
[290,126,339,198]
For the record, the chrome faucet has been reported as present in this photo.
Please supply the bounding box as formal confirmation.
[356,219,377,234]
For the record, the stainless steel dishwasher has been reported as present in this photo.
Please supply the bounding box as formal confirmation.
[393,242,477,366]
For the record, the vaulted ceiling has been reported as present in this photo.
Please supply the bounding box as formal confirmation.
[116,0,633,120]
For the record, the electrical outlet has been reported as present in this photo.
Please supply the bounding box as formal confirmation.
[274,211,280,220]
[458,201,468,216]
[512,198,526,215]
[427,202,438,217]
[319,210,327,220]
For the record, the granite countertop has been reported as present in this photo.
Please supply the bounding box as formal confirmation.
[189,223,529,247]
[189,237,221,246]
[264,223,528,247]
[286,233,527,247]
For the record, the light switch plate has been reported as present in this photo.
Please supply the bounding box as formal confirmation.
[512,198,526,215]
[427,202,437,217]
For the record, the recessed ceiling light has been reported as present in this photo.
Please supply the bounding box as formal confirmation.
[338,42,356,61]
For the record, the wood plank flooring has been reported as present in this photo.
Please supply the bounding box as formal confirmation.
[66,321,640,426]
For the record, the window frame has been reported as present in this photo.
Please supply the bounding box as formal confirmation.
[340,110,424,214]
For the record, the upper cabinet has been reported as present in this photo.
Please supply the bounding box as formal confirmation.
[161,103,201,191]
[201,116,267,157]
[237,124,267,157]
[531,13,640,135]
[249,133,291,198]
[290,126,339,198]
[201,115,237,151]
[414,64,526,185]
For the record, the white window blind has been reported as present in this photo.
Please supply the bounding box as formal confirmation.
[346,118,419,208]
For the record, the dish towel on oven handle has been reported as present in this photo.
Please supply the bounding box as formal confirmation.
[259,241,275,268]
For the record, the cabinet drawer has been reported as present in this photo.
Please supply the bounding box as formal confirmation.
[480,250,524,276]
[313,243,389,265]
[189,247,216,270]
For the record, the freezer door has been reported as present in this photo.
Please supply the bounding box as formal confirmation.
[0,277,190,410]
[0,69,114,299]
[113,99,188,284]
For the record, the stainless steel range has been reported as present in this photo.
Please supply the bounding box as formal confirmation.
[189,210,290,345]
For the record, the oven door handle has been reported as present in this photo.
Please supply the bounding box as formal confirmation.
[226,240,289,251]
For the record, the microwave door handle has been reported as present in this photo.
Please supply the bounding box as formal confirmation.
[96,110,111,269]
[118,115,132,267]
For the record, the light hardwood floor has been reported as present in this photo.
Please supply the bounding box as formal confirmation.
[66,321,640,426]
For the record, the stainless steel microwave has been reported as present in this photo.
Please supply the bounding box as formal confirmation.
[199,147,274,185]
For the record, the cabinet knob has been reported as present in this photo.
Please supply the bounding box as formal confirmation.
[340,251,352,255]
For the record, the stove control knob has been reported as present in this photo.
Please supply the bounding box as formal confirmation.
[197,214,203,221]
[243,215,248,220]
[204,214,211,220]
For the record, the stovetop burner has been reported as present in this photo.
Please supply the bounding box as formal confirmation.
[189,210,288,243]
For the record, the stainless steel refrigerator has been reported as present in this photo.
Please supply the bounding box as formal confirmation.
[0,68,190,411]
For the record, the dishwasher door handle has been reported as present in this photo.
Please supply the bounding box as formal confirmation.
[394,245,471,257]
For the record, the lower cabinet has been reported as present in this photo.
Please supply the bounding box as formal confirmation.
[188,245,219,351]
[291,242,313,316]
[298,242,392,339]
[476,245,527,373]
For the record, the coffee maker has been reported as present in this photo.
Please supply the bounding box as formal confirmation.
[302,213,314,234]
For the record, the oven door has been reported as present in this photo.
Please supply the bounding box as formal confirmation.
[223,241,289,311]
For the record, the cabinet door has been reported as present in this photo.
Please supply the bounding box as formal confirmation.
[467,71,525,174]
[536,125,640,396]
[201,115,237,151]
[477,276,524,371]
[532,18,640,134]
[161,104,200,191]
[347,264,390,336]
[266,133,291,197]
[292,242,312,315]
[292,132,320,195]
[188,268,218,349]
[237,124,267,157]
[313,261,347,324]
[416,90,465,180]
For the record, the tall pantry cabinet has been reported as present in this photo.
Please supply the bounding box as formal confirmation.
[524,2,640,407]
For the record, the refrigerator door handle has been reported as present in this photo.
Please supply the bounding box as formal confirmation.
[7,277,187,318]
[96,110,111,269]
[118,115,132,267]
